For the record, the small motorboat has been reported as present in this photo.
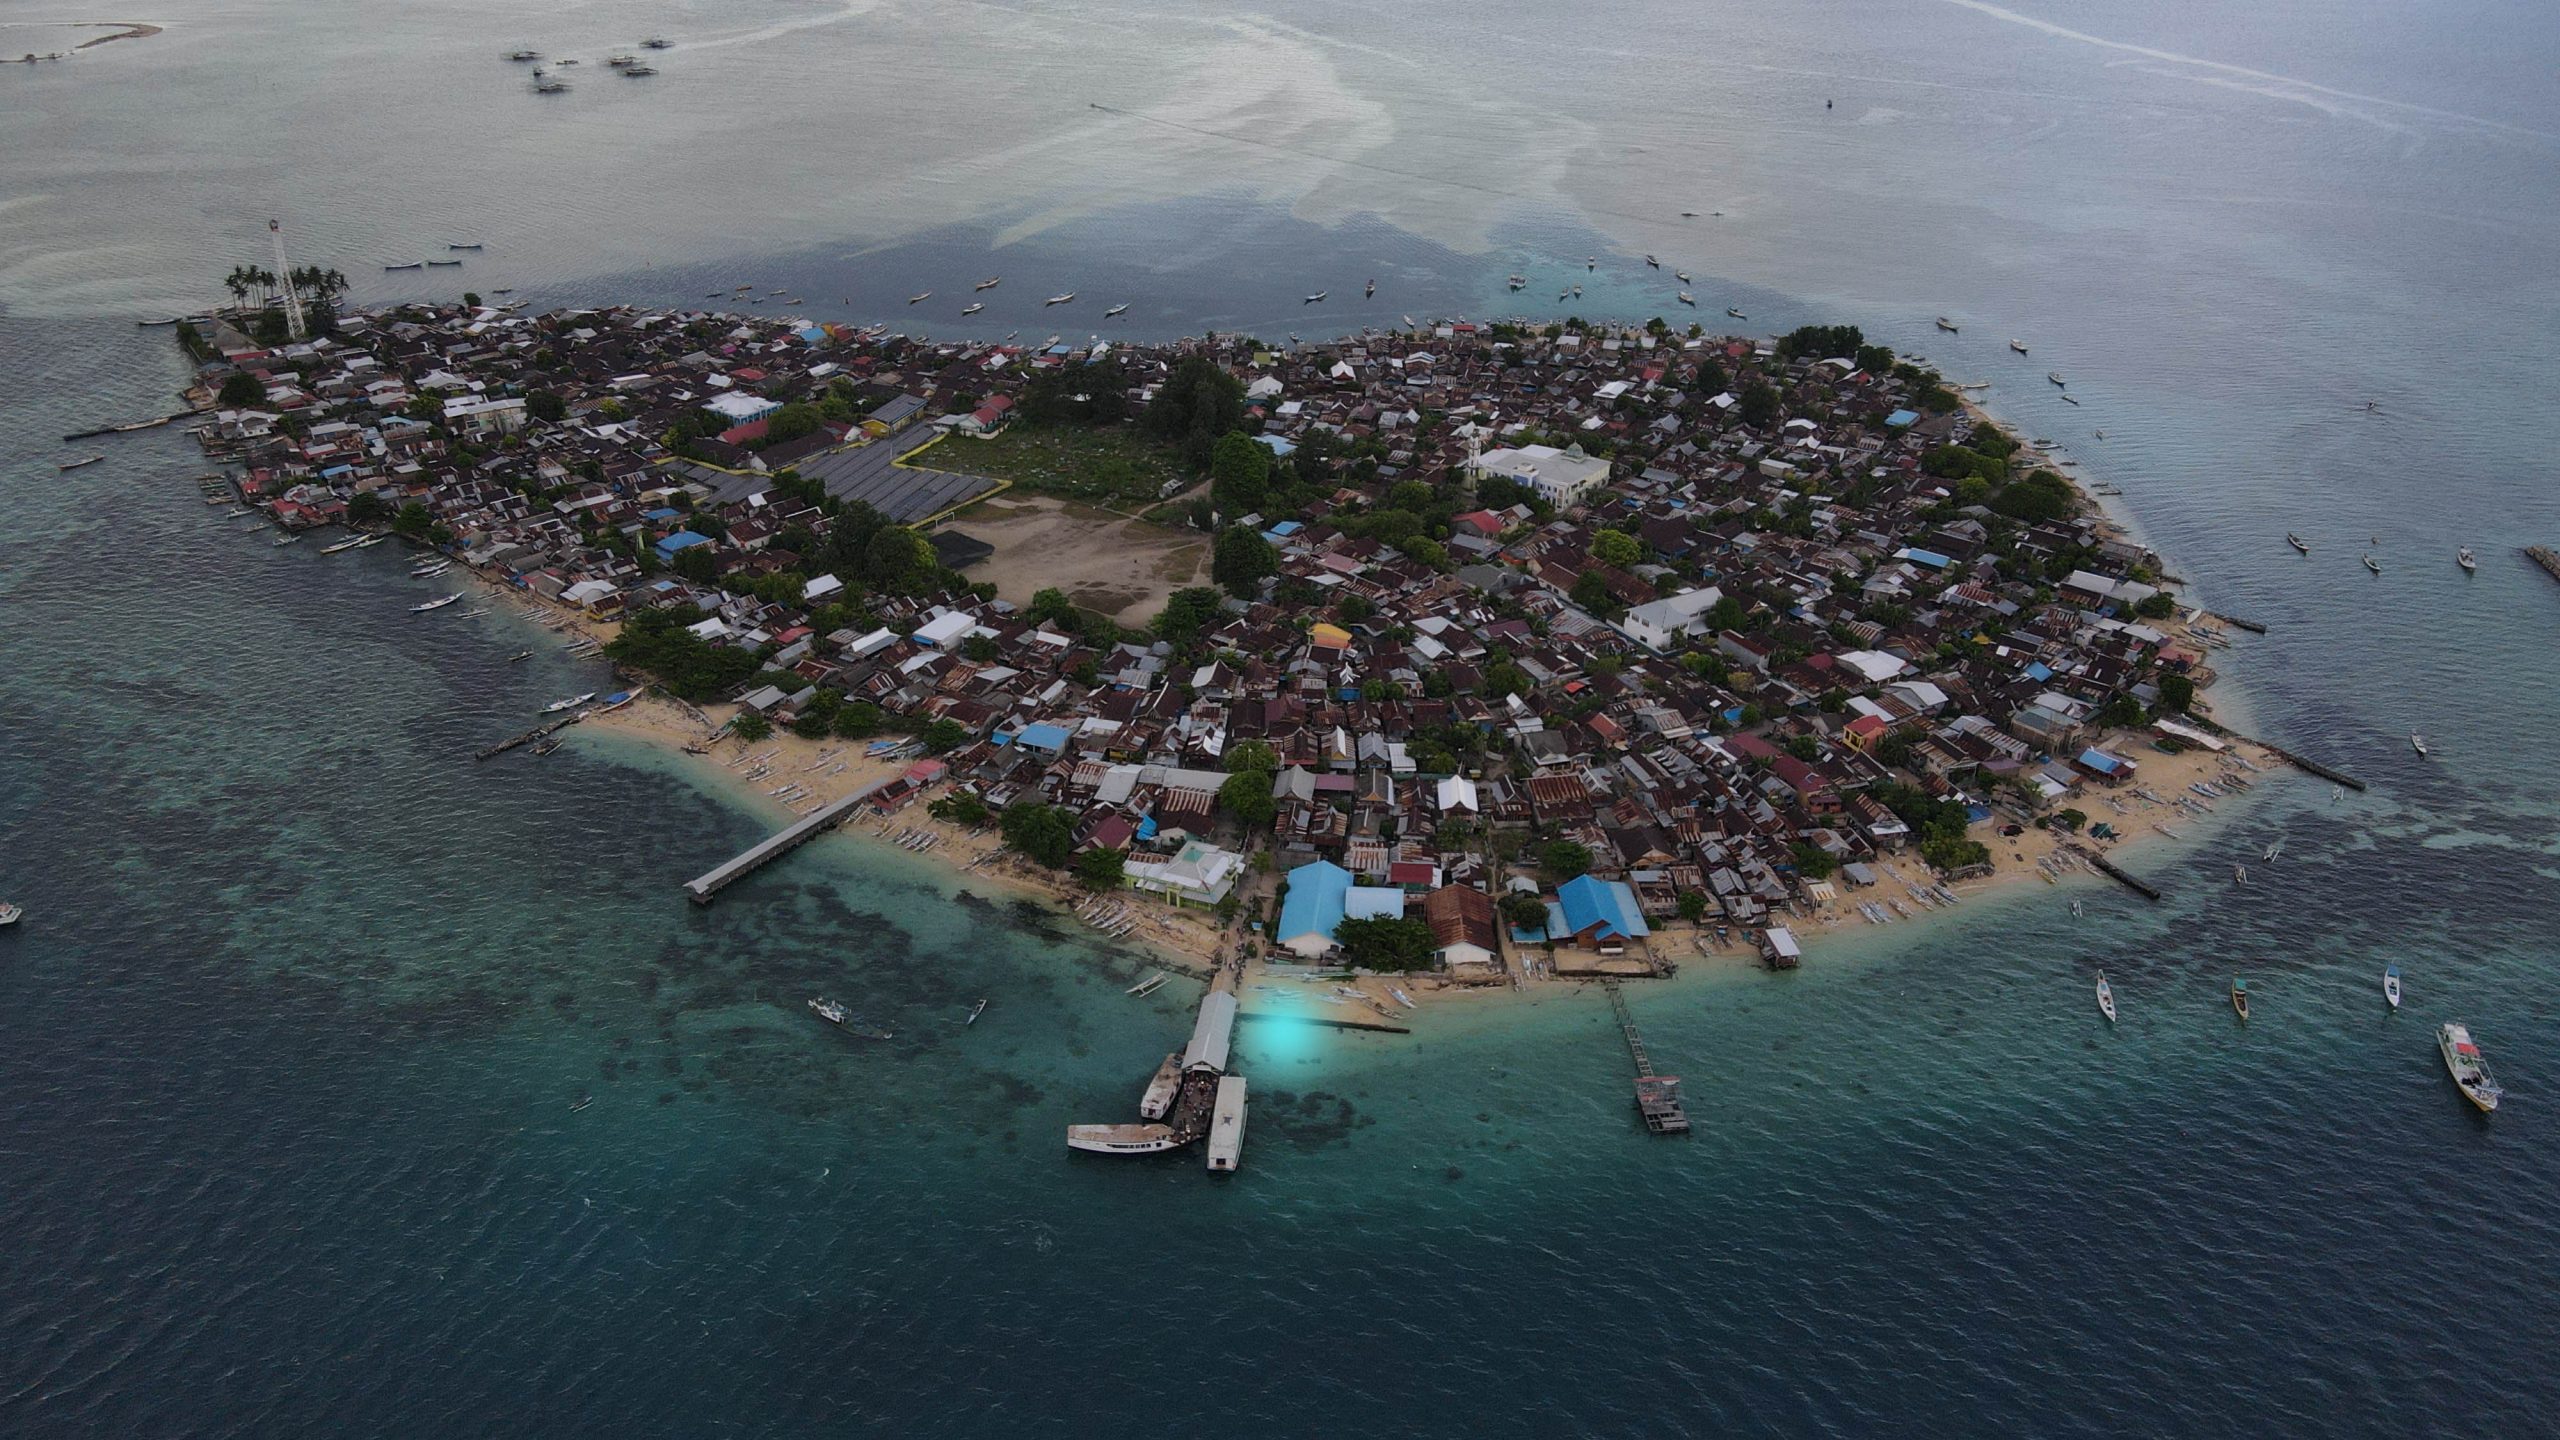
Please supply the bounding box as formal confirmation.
[1303,291,1327,304]
[643,37,672,49]
[1675,270,1691,282]
[2457,546,2476,572]
[2383,965,2402,1010]
[2439,1022,2501,1113]
[620,64,657,76]
[1364,278,1376,297]
[2262,837,2284,863]
[2232,863,2247,886]
[1676,291,1695,307]
[2047,372,2066,387]
[2411,732,2428,757]
[449,243,485,250]
[0,902,21,927]
[1044,292,1075,306]
[2363,553,2382,574]
[809,996,850,1027]
[1104,303,1129,318]
[426,258,463,267]
[1507,275,1527,290]
[570,1093,593,1113]
[2009,339,2028,354]
[961,302,984,316]
[2231,978,2250,1022]
[2070,898,2084,920]
[966,998,989,1026]
[58,454,105,471]
[1726,306,1746,319]
[2287,532,2309,555]
[272,533,301,547]
[506,49,541,61]
[410,593,463,613]
[907,291,931,304]
[507,650,533,663]
[1935,316,1959,332]
[974,277,1000,291]
[2096,973,2117,1024]
[1644,254,1659,268]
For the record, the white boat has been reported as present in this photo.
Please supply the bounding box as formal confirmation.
[961,302,983,315]
[1726,307,1746,319]
[2009,339,2028,354]
[974,276,1000,291]
[2048,371,2066,387]
[319,534,371,554]
[808,996,849,1026]
[1104,303,1128,317]
[1303,291,1327,304]
[58,454,104,471]
[2364,554,2382,574]
[542,691,596,714]
[1644,254,1659,268]
[2457,546,2476,572]
[272,533,301,547]
[1675,270,1691,282]
[2411,732,2429,757]
[966,998,988,1026]
[2287,532,2309,555]
[0,902,21,927]
[1676,291,1695,306]
[2439,1023,2502,1113]
[2096,973,2117,1024]
[2263,837,2284,863]
[1126,972,1167,997]
[1936,316,1959,332]
[410,593,462,612]
[2383,964,2402,1010]
[907,291,931,304]
[1044,292,1074,306]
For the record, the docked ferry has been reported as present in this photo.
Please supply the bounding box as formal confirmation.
[1066,1122,1182,1155]
[2439,1023,2502,1113]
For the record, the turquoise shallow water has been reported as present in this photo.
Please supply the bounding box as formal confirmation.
[7,0,2560,1430]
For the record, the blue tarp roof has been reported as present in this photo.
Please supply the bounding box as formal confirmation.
[2077,748,2126,774]
[1268,520,1303,536]
[1254,435,1298,456]
[1900,547,1951,568]
[1014,722,1071,752]
[1885,408,1920,427]
[643,507,683,521]
[1277,860,1352,945]
[654,530,713,556]
[1554,875,1651,942]
[2022,661,2054,682]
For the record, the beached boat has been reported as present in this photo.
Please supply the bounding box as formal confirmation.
[2009,339,2028,354]
[410,593,462,613]
[541,691,596,714]
[1044,292,1075,306]
[2287,532,2309,555]
[2438,1023,2502,1113]
[2458,546,2477,572]
[2231,978,2250,1022]
[2096,973,2117,1024]
[2383,964,2402,1010]
[58,454,104,471]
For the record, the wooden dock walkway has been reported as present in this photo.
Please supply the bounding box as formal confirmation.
[475,711,582,761]
[682,780,887,905]
[2067,843,2163,901]
[1604,981,1688,1135]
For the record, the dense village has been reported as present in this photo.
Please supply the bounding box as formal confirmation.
[179,292,2256,991]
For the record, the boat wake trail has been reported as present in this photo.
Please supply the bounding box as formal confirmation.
[1934,0,2560,144]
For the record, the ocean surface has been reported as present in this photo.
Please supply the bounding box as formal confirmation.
[5,1,2559,1434]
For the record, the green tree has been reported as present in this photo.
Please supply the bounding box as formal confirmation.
[1223,740,1278,774]
[1153,586,1225,645]
[1145,356,1248,471]
[929,791,991,826]
[1211,525,1278,597]
[1677,891,1711,922]
[1073,846,1128,892]
[2134,591,2177,620]
[1499,892,1550,931]
[765,401,822,446]
[526,390,567,424]
[731,710,773,742]
[1219,769,1277,829]
[347,492,391,526]
[1738,380,1780,429]
[392,501,433,539]
[832,700,884,738]
[2156,673,2196,713]
[1000,803,1076,868]
[1541,839,1593,878]
[217,372,267,408]
[1591,529,1642,568]
[1209,431,1271,514]
[920,717,969,754]
[1334,915,1438,972]
[1790,842,1839,880]
[2095,693,2143,729]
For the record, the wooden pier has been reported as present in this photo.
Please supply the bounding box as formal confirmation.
[2228,733,2366,792]
[2204,610,2268,635]
[2067,843,2163,901]
[682,780,888,905]
[1604,981,1688,1135]
[475,711,582,761]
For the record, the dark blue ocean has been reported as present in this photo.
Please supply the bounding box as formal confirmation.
[5,0,2559,1434]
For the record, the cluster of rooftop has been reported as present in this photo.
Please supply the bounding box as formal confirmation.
[182,298,2229,977]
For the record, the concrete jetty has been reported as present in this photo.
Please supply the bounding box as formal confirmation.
[682,780,886,904]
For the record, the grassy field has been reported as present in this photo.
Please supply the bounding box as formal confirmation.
[911,423,1193,509]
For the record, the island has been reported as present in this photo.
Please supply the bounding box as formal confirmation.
[172,289,2280,1025]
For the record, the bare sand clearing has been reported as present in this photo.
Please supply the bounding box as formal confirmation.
[951,494,1207,625]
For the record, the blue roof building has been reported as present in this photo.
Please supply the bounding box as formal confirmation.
[1012,722,1072,755]
[1277,860,1353,958]
[1549,875,1652,949]
[654,530,714,561]
[1885,408,1920,428]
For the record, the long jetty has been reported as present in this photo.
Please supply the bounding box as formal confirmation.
[475,712,582,760]
[682,780,886,904]
[2525,546,2560,587]
[2228,733,2366,792]
[1604,981,1688,1135]
[2067,843,2163,902]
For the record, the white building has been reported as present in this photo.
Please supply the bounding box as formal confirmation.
[1619,586,1726,652]
[1471,442,1612,507]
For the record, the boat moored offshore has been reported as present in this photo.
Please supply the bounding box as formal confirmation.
[2383,964,2402,1009]
[2438,1022,2502,1112]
